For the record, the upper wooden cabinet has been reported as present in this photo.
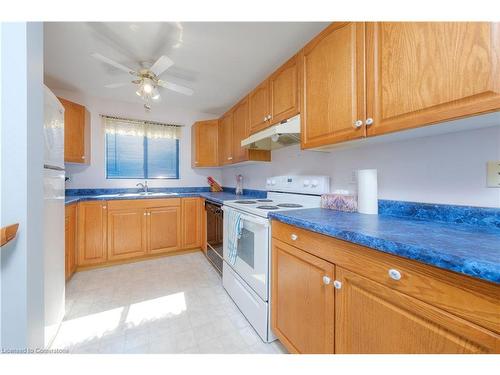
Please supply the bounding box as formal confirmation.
[232,97,271,164]
[248,80,270,133]
[366,22,500,136]
[269,54,300,125]
[191,120,219,167]
[77,201,107,266]
[249,55,300,134]
[301,22,366,149]
[218,111,234,165]
[58,97,89,164]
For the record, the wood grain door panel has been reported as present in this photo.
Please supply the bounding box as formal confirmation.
[270,55,299,124]
[77,201,107,266]
[192,120,219,167]
[249,80,270,133]
[65,204,77,280]
[271,239,335,354]
[148,206,181,254]
[107,209,147,261]
[335,267,499,354]
[301,22,366,149]
[218,112,234,165]
[181,198,202,249]
[232,98,250,163]
[366,22,500,136]
[58,97,86,163]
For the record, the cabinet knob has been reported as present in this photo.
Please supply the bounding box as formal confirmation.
[81,156,85,160]
[263,116,267,122]
[388,269,401,281]
[322,276,331,285]
[103,206,107,209]
[290,233,298,241]
[228,156,233,160]
[194,161,199,164]
[353,120,363,128]
[144,212,147,216]
[267,115,272,121]
[333,280,342,289]
[365,118,374,126]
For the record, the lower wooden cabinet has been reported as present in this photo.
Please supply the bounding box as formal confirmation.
[74,197,203,269]
[77,201,108,266]
[335,267,498,354]
[271,239,334,354]
[148,205,181,254]
[65,204,77,280]
[181,197,202,249]
[271,221,500,354]
[108,208,147,261]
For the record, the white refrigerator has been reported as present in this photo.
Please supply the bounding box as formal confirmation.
[43,86,65,347]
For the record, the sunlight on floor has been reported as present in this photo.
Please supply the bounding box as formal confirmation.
[51,252,287,354]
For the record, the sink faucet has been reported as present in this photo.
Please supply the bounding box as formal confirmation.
[136,181,148,193]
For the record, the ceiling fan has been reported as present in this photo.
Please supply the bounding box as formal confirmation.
[91,53,193,109]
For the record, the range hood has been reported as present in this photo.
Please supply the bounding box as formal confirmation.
[241,115,300,151]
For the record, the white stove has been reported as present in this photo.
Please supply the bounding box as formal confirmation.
[221,176,329,343]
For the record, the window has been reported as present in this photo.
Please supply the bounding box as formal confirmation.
[104,116,181,179]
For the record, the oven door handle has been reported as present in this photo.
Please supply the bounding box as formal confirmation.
[222,206,269,227]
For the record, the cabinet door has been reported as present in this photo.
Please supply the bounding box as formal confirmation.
[366,22,500,136]
[65,204,77,280]
[269,55,299,125]
[335,267,499,354]
[249,80,270,133]
[181,198,202,249]
[301,22,366,149]
[218,112,233,165]
[77,201,107,266]
[271,239,335,354]
[59,97,87,163]
[192,120,219,167]
[232,97,250,163]
[148,206,181,254]
[107,208,147,261]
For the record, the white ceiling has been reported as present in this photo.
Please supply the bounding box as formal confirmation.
[44,22,328,115]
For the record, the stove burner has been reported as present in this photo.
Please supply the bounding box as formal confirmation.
[234,200,257,204]
[257,199,273,202]
[277,203,303,208]
[256,205,280,210]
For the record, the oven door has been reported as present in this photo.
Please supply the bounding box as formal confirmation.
[222,206,269,301]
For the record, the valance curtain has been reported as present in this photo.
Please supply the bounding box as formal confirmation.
[102,115,182,140]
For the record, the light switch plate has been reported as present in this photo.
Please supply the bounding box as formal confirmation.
[487,161,500,188]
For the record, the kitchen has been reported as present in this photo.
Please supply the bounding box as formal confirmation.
[0,5,499,371]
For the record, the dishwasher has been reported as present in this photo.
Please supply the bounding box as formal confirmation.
[205,201,223,275]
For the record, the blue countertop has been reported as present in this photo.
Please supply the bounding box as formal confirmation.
[65,190,266,206]
[269,208,500,284]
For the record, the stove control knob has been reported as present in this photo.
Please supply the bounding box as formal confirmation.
[303,180,310,187]
[311,179,319,187]
[266,179,271,186]
[271,180,276,186]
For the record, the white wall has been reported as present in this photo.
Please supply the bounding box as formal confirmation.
[1,22,45,350]
[49,89,222,189]
[222,126,500,208]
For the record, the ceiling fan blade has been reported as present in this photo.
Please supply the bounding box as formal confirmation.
[91,53,136,75]
[157,80,194,96]
[104,82,132,88]
[149,55,174,76]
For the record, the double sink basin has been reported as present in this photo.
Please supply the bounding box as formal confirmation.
[94,192,180,198]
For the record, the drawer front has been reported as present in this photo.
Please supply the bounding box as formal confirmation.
[271,220,500,333]
[107,198,181,210]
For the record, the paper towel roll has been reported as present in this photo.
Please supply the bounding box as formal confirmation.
[357,169,378,215]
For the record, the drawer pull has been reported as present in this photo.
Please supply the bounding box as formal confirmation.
[333,280,342,289]
[290,234,298,241]
[322,276,331,285]
[388,269,402,281]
